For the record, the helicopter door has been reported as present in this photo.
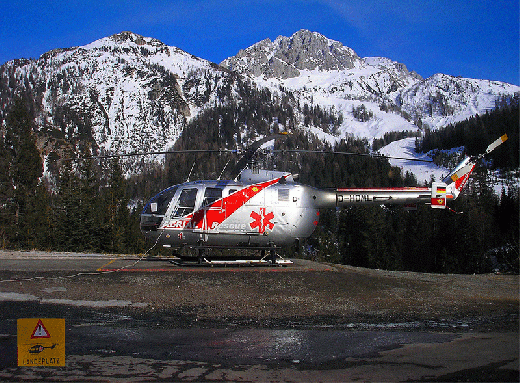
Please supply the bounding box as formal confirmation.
[202,187,223,208]
[171,188,198,218]
[275,186,305,236]
[272,187,291,229]
[202,187,223,231]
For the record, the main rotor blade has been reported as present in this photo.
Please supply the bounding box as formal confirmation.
[270,149,434,163]
[81,149,239,160]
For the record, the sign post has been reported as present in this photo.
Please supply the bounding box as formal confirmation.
[17,318,65,367]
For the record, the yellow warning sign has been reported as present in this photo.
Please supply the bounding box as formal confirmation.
[17,318,65,367]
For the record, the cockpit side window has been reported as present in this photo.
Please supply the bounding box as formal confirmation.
[143,186,178,215]
[202,187,222,207]
[172,188,198,217]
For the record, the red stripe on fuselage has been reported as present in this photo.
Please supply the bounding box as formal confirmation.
[164,177,282,230]
[454,165,475,191]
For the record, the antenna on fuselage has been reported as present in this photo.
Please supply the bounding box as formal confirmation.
[186,162,196,182]
[218,157,233,180]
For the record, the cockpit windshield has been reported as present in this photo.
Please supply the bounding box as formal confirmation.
[142,186,178,215]
[141,186,179,231]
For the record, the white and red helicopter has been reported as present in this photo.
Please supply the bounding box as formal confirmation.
[139,134,508,265]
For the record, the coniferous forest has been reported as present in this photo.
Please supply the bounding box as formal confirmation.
[0,96,518,274]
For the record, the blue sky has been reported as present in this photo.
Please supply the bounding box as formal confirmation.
[1,0,518,85]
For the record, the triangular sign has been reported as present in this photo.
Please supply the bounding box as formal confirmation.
[31,319,51,339]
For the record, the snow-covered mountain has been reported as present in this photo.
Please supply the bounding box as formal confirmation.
[1,30,518,179]
[222,29,519,139]
[0,31,240,167]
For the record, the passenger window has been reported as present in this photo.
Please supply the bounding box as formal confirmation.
[202,187,222,207]
[228,189,237,196]
[172,188,198,217]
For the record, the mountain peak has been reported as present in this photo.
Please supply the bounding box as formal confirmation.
[78,31,172,58]
[275,29,337,48]
[221,30,362,79]
[109,31,165,47]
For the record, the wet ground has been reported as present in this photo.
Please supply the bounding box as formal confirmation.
[0,251,518,381]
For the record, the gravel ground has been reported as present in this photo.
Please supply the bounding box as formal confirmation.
[0,251,517,330]
[0,251,518,382]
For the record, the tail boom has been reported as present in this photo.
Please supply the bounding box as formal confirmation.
[335,187,431,206]
[311,187,432,208]
[310,135,507,211]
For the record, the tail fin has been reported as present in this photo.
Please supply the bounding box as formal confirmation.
[432,134,508,208]
[442,157,477,200]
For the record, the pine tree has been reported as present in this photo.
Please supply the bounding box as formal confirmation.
[4,97,44,248]
[495,186,519,272]
[0,131,14,248]
[30,183,52,250]
[103,158,130,253]
[76,146,104,251]
[53,152,81,251]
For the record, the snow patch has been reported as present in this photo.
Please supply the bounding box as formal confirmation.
[378,138,449,184]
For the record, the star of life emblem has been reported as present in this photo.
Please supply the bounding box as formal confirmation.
[249,208,275,234]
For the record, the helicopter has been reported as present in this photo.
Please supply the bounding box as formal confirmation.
[138,133,508,265]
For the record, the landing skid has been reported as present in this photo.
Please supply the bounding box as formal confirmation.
[169,257,292,267]
[170,245,292,267]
